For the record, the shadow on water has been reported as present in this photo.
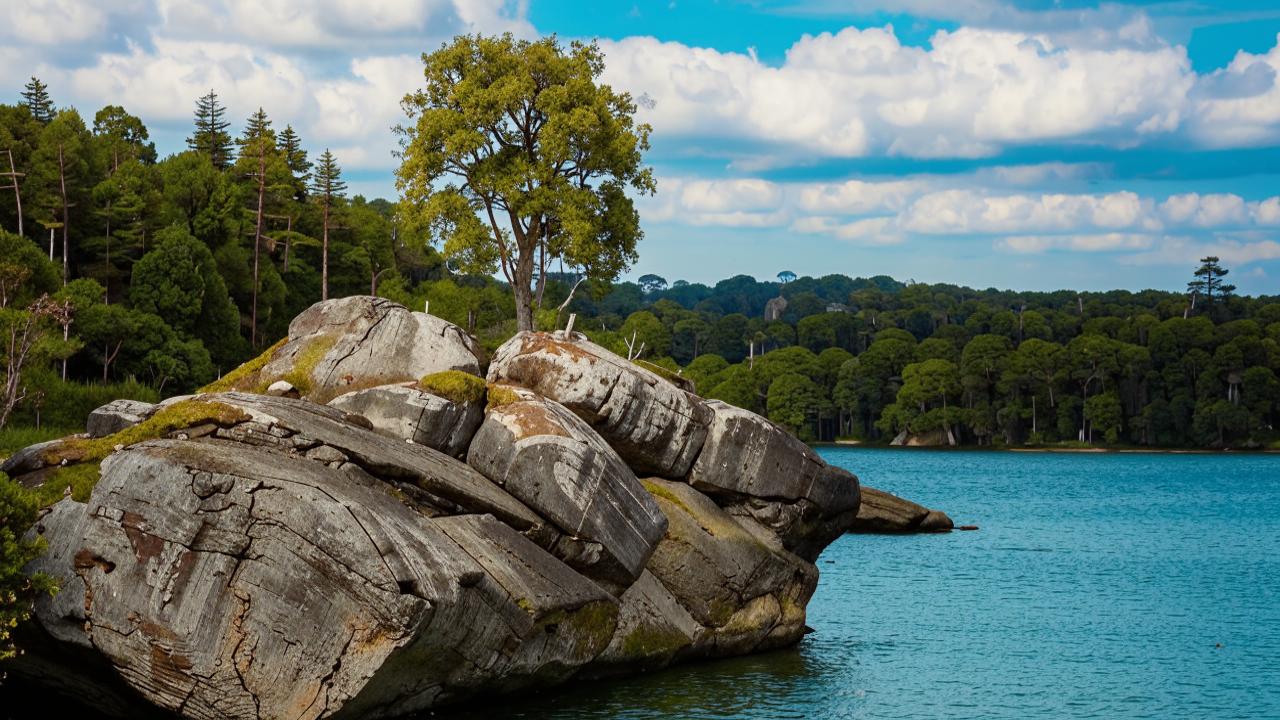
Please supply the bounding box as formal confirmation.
[429,644,844,720]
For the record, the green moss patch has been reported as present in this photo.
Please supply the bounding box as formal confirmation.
[486,383,524,410]
[273,335,337,397]
[28,399,249,508]
[619,622,691,658]
[201,337,287,393]
[42,400,250,468]
[418,370,486,405]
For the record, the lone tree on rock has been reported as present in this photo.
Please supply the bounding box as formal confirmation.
[395,33,655,332]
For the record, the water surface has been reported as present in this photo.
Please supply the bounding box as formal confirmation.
[441,448,1280,719]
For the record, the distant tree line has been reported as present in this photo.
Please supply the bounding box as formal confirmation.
[566,259,1279,449]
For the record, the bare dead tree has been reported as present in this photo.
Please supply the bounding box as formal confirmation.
[2,295,71,429]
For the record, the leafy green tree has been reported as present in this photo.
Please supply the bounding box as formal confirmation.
[92,105,156,170]
[638,274,667,295]
[683,354,728,395]
[766,372,824,439]
[619,310,670,359]
[396,33,656,331]
[21,77,54,124]
[130,226,245,367]
[1084,391,1123,443]
[310,149,346,300]
[187,90,234,169]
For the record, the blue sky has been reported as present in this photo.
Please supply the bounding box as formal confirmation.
[4,0,1280,295]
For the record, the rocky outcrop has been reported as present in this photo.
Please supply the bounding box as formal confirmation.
[86,399,159,438]
[327,382,484,458]
[3,300,872,719]
[849,486,954,533]
[487,331,713,478]
[206,296,484,403]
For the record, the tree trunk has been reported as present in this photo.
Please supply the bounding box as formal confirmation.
[321,197,330,301]
[104,199,111,304]
[58,143,69,287]
[5,149,21,237]
[252,146,265,347]
[513,245,535,332]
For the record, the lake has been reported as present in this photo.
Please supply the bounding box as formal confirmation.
[440,447,1280,719]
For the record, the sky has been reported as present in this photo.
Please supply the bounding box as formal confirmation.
[5,0,1280,295]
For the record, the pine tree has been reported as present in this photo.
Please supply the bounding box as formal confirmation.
[232,109,289,347]
[1188,256,1236,306]
[310,150,346,301]
[186,90,233,169]
[276,125,310,202]
[21,77,54,124]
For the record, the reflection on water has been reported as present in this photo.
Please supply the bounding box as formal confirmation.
[434,449,1280,719]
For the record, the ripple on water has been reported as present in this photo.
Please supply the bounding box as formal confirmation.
[434,449,1280,720]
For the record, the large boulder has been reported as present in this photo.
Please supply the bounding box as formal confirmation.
[467,386,667,591]
[327,375,485,459]
[206,296,483,403]
[487,332,713,478]
[688,400,858,514]
[86,399,158,438]
[635,478,817,658]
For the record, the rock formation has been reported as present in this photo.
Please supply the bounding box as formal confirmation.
[2,297,869,719]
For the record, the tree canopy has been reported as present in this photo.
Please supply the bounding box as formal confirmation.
[396,33,655,331]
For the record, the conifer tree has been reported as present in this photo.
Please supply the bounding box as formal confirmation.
[1188,256,1236,306]
[232,109,289,346]
[310,149,346,301]
[21,77,54,124]
[186,90,233,169]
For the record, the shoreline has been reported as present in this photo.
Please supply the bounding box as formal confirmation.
[818,440,1279,455]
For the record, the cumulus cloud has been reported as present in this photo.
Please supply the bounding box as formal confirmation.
[600,24,1193,160]
[1189,37,1280,147]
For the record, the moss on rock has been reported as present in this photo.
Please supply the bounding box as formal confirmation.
[32,400,250,508]
[275,335,337,397]
[485,383,524,410]
[417,370,486,405]
[200,337,287,393]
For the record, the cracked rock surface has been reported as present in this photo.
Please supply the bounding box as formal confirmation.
[1,298,890,719]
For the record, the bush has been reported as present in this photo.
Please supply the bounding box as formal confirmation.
[0,472,57,660]
[12,376,161,431]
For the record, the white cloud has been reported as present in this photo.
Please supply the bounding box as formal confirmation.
[1189,38,1280,147]
[995,233,1155,253]
[600,24,1193,160]
[899,189,1155,234]
[1159,193,1250,228]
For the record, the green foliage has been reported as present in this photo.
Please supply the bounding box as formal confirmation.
[0,471,57,660]
[766,373,824,440]
[418,370,486,404]
[396,33,655,330]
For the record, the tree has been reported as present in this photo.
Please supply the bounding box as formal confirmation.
[766,372,824,439]
[2,294,72,428]
[638,274,667,295]
[310,150,346,301]
[28,110,92,286]
[187,90,234,169]
[92,105,156,170]
[777,270,796,284]
[130,226,245,367]
[232,109,290,346]
[396,33,655,331]
[21,77,54,124]
[1188,256,1235,307]
[277,124,311,200]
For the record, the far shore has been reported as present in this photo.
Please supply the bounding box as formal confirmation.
[820,439,1279,454]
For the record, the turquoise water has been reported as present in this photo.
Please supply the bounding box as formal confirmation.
[443,448,1280,719]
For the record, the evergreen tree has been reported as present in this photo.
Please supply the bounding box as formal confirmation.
[1188,256,1236,306]
[186,90,233,169]
[310,149,346,301]
[231,109,290,346]
[277,124,311,198]
[21,77,54,124]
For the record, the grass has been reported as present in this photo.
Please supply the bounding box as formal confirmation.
[418,370,486,404]
[0,426,77,463]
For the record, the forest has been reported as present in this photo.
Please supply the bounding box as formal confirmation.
[1,77,1278,454]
